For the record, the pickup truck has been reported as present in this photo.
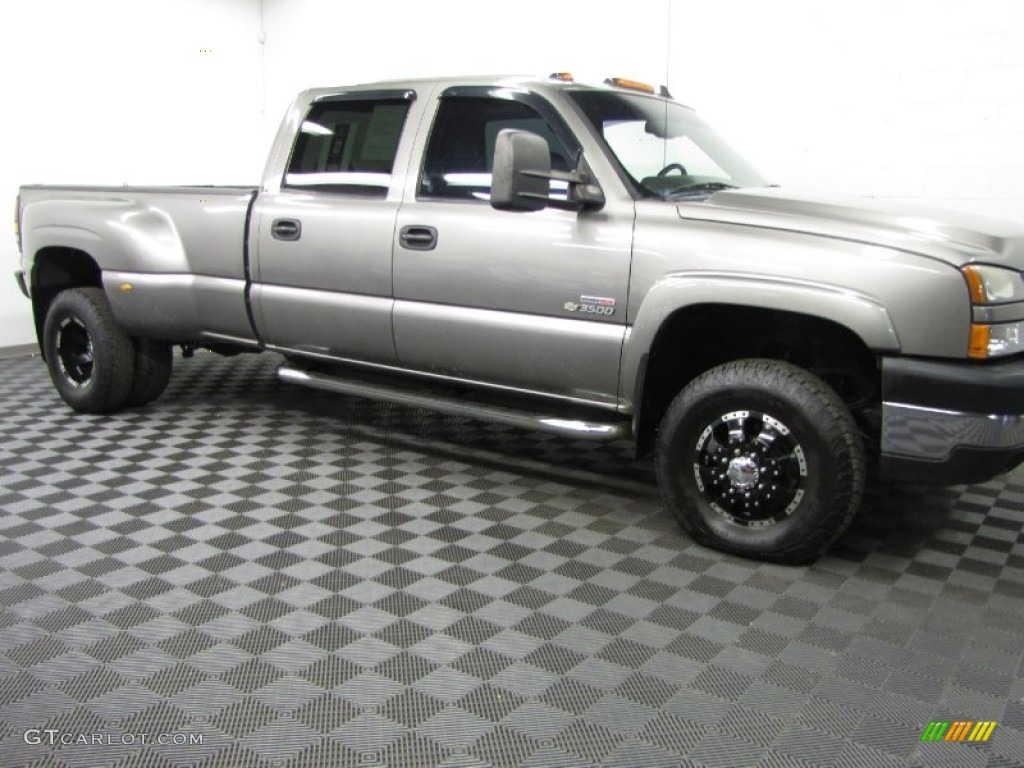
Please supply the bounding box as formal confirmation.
[14,74,1024,564]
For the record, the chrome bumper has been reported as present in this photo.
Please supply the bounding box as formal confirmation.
[879,355,1024,484]
[880,401,1024,484]
[882,402,1024,461]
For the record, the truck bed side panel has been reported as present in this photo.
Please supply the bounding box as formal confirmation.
[20,185,258,343]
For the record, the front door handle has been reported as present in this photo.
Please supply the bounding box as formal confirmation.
[271,218,302,241]
[399,225,438,251]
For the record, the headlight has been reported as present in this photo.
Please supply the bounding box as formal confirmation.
[962,265,1024,358]
[962,265,1024,304]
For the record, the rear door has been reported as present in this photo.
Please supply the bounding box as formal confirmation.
[251,89,418,364]
[392,87,634,406]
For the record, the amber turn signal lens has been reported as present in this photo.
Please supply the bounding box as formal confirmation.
[968,324,991,358]
[962,266,988,304]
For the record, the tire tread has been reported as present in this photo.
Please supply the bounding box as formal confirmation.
[656,359,865,564]
[125,340,173,407]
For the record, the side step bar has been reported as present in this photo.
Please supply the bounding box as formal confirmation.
[278,365,631,442]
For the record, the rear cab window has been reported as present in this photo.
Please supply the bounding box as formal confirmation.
[286,97,412,197]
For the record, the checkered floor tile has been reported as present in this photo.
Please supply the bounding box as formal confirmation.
[1,352,1023,767]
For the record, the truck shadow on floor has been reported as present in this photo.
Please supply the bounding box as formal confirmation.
[153,354,1019,565]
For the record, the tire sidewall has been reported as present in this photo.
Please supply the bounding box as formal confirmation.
[43,289,134,413]
[44,299,97,409]
[658,376,843,554]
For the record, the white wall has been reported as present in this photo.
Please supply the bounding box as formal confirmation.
[0,0,263,348]
[1,0,1023,348]
[670,0,1024,219]
[259,0,671,151]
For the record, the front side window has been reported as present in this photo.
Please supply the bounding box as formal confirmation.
[286,98,410,195]
[420,96,574,202]
[569,90,767,200]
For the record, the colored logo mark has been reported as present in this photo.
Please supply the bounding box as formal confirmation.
[920,720,997,742]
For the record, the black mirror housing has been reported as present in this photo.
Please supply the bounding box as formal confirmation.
[490,129,551,212]
[490,128,605,213]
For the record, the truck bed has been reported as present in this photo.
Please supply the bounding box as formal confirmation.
[19,184,259,345]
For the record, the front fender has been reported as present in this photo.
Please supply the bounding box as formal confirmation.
[618,271,900,408]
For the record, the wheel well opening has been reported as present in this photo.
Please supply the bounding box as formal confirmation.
[636,304,881,455]
[31,247,102,357]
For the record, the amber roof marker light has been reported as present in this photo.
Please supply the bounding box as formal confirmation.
[548,74,672,97]
[605,77,655,94]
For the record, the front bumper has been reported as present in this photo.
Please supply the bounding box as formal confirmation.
[15,270,29,299]
[880,356,1024,484]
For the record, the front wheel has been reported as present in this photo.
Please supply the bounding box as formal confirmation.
[42,287,136,414]
[655,359,865,564]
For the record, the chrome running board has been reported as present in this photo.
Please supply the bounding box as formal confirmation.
[278,365,631,442]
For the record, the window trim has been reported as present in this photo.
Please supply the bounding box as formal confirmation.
[416,86,582,204]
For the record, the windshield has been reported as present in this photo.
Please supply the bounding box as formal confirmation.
[568,90,768,200]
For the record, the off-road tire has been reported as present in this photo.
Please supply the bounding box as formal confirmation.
[42,287,136,414]
[655,358,865,564]
[125,339,173,407]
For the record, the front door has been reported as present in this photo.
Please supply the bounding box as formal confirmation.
[393,88,634,406]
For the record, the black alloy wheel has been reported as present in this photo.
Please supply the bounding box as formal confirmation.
[55,316,94,386]
[693,409,807,528]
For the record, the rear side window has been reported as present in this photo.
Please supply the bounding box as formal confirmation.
[285,98,410,195]
[419,97,574,202]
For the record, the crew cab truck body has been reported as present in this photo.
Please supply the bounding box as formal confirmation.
[15,74,1024,563]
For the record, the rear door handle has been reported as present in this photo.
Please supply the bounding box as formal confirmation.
[399,225,437,251]
[271,218,302,241]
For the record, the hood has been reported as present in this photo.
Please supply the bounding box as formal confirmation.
[677,187,1024,268]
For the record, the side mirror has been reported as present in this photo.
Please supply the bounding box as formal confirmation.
[490,129,550,212]
[490,129,605,213]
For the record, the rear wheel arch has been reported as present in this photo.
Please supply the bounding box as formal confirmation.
[30,247,103,358]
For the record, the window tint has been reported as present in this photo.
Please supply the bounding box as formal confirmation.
[286,98,410,195]
[420,97,574,201]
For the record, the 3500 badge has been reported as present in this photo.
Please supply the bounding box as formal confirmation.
[563,295,616,316]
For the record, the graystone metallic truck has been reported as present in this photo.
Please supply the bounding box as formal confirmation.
[15,74,1024,563]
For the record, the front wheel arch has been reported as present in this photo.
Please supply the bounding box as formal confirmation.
[632,304,881,457]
